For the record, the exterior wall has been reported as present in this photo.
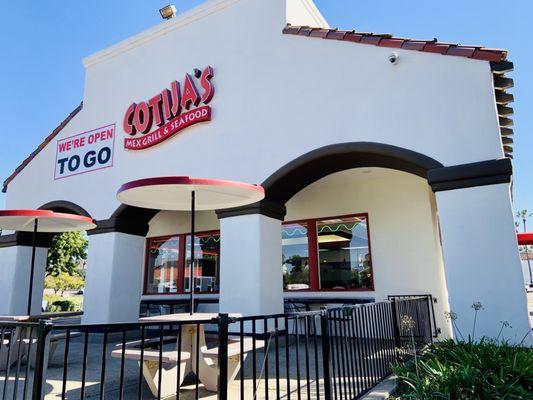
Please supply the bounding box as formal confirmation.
[5,0,503,221]
[436,183,532,344]
[219,214,284,316]
[83,232,145,323]
[0,246,48,315]
[146,210,219,238]
[284,168,451,337]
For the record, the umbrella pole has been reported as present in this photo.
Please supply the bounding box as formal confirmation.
[27,219,39,315]
[190,190,195,315]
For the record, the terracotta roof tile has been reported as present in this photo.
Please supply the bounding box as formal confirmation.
[298,27,314,36]
[472,49,506,62]
[326,30,348,40]
[446,46,476,58]
[3,103,83,193]
[494,76,514,90]
[283,24,507,62]
[309,28,330,38]
[490,60,513,74]
[499,117,513,127]
[500,127,514,137]
[497,105,514,116]
[401,41,427,51]
[495,90,514,104]
[343,32,364,43]
[378,38,405,48]
[423,43,450,54]
[360,35,383,45]
[283,25,301,35]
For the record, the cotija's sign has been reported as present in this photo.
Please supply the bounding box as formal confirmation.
[123,66,214,150]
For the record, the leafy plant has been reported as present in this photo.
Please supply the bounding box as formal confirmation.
[46,231,88,277]
[49,299,82,312]
[44,273,84,295]
[393,339,533,399]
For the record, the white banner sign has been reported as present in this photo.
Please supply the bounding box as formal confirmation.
[54,124,115,180]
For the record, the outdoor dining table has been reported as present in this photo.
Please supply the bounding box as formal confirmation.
[139,312,242,392]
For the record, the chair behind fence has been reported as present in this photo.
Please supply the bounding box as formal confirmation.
[0,296,433,399]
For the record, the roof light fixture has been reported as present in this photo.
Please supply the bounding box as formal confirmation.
[159,5,177,20]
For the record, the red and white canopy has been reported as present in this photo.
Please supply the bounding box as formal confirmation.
[518,232,533,246]
[117,176,265,211]
[0,210,96,233]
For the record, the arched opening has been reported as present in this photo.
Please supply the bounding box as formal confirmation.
[251,143,449,334]
[39,201,91,217]
[38,201,92,315]
[108,204,159,236]
[262,142,443,205]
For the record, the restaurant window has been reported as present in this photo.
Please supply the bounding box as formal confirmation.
[282,214,373,291]
[282,222,310,290]
[184,232,220,293]
[145,231,220,295]
[317,216,372,290]
[145,236,180,294]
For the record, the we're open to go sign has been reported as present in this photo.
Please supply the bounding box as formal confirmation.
[54,124,115,180]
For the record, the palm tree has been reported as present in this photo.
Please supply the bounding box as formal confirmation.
[516,210,533,286]
[517,210,533,231]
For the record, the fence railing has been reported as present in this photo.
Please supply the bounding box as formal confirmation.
[0,296,433,400]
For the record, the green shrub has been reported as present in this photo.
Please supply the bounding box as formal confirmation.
[44,273,84,295]
[47,304,63,313]
[393,339,533,399]
[50,299,82,312]
[43,294,63,305]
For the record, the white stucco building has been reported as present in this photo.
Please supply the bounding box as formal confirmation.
[0,0,530,344]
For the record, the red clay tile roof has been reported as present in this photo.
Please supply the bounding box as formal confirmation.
[283,25,508,62]
[2,103,83,193]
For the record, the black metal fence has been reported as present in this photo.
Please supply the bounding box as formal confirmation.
[0,296,433,399]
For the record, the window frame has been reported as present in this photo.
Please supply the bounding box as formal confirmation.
[143,213,374,295]
[283,212,375,292]
[143,230,221,296]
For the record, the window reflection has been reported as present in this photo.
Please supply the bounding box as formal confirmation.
[282,223,310,290]
[317,216,371,290]
[146,237,179,294]
[184,232,220,293]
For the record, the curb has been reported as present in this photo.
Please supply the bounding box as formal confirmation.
[361,375,398,400]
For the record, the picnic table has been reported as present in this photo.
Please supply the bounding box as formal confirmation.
[112,313,264,396]
[0,314,81,369]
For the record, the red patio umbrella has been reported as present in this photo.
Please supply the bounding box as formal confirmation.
[517,232,533,245]
[517,232,533,286]
[0,210,96,315]
[117,176,265,314]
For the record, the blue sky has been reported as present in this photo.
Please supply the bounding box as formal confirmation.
[0,0,531,214]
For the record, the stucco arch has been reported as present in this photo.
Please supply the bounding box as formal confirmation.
[262,142,443,205]
[39,200,92,217]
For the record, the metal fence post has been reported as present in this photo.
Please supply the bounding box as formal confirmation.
[390,298,402,361]
[320,307,333,400]
[32,320,53,400]
[217,313,229,400]
[424,296,434,343]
